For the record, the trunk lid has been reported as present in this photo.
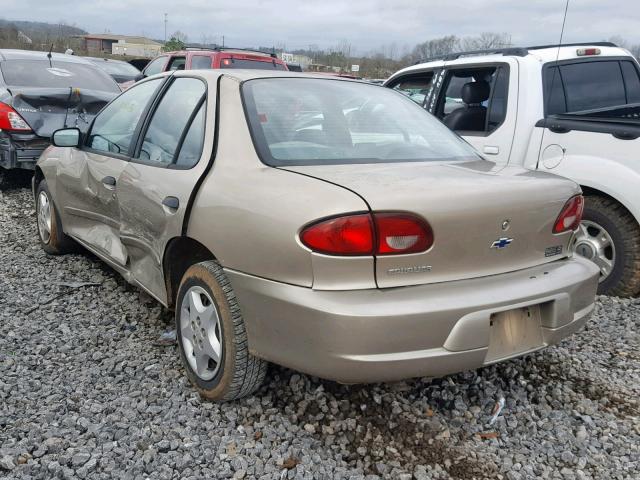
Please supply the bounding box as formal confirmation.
[7,87,117,137]
[285,160,580,288]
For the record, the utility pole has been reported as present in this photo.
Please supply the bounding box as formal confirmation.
[222,35,225,47]
[164,13,168,42]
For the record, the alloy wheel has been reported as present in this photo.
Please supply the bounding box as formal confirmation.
[37,191,52,244]
[574,220,616,282]
[180,286,223,380]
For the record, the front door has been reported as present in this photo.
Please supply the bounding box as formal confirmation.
[57,78,164,266]
[437,61,517,164]
[115,76,210,303]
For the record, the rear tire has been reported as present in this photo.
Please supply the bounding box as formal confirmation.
[175,260,267,401]
[35,179,75,255]
[576,195,640,297]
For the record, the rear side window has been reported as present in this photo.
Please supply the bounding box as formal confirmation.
[389,73,434,106]
[544,60,640,114]
[0,60,120,92]
[138,78,206,166]
[242,78,479,167]
[144,56,167,76]
[621,61,640,104]
[175,103,205,167]
[191,55,212,69]
[89,79,162,155]
[220,58,286,70]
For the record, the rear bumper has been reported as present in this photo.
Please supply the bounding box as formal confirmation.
[0,132,48,170]
[226,256,599,383]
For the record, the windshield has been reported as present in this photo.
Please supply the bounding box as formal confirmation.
[242,78,480,166]
[90,59,141,77]
[0,59,121,92]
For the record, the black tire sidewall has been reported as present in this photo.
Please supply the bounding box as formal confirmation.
[582,203,626,294]
[175,275,228,392]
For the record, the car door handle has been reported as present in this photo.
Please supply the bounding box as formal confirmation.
[162,196,180,210]
[483,146,500,155]
[101,176,116,188]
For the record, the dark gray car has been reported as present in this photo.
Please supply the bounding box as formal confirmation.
[0,49,120,186]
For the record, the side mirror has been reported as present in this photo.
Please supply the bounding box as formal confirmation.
[52,128,81,147]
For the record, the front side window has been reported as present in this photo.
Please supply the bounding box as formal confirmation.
[242,78,479,167]
[144,56,167,76]
[389,73,434,105]
[138,78,205,165]
[88,79,162,155]
[191,55,213,69]
[167,57,186,71]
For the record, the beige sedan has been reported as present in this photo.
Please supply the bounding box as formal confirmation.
[34,70,599,401]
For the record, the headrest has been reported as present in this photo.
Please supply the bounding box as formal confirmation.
[461,81,490,104]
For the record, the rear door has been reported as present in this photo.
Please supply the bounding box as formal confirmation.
[436,60,517,164]
[115,75,211,303]
[56,78,164,267]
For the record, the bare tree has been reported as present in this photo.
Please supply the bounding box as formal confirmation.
[410,35,460,62]
[462,32,512,51]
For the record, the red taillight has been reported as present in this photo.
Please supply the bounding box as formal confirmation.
[374,213,434,254]
[576,48,601,56]
[0,102,32,132]
[300,214,373,256]
[553,195,584,233]
[300,212,433,256]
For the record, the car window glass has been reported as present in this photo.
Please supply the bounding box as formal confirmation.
[144,56,167,76]
[175,103,205,167]
[243,78,480,167]
[559,61,626,112]
[544,66,567,115]
[191,55,212,69]
[88,79,162,155]
[620,61,640,104]
[487,67,508,132]
[0,59,120,92]
[167,57,186,71]
[138,78,205,165]
[220,58,286,70]
[391,73,434,105]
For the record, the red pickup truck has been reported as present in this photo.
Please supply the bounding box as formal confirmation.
[142,47,288,76]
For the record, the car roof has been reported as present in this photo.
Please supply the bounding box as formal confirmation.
[387,42,633,81]
[170,69,365,83]
[0,49,95,64]
[83,56,130,65]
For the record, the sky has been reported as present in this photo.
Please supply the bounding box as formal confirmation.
[2,0,640,55]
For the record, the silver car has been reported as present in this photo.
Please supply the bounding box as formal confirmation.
[34,70,599,401]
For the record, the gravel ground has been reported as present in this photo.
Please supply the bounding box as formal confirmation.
[1,184,639,480]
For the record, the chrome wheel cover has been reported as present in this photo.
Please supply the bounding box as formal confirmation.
[574,220,616,283]
[180,286,223,381]
[37,191,52,244]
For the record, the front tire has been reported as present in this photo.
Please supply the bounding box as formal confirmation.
[35,180,75,255]
[575,195,640,296]
[175,260,267,401]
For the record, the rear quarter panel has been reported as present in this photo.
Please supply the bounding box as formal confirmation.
[186,76,370,287]
[534,129,640,224]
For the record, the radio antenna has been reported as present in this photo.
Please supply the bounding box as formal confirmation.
[536,0,570,168]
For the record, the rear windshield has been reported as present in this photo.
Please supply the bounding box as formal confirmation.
[0,59,120,92]
[242,78,480,166]
[221,58,287,70]
[91,60,140,77]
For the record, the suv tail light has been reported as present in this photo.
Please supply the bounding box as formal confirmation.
[0,102,32,132]
[300,212,433,256]
[553,195,584,233]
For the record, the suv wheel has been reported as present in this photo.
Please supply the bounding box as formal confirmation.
[175,260,267,401]
[35,180,75,255]
[574,195,640,296]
